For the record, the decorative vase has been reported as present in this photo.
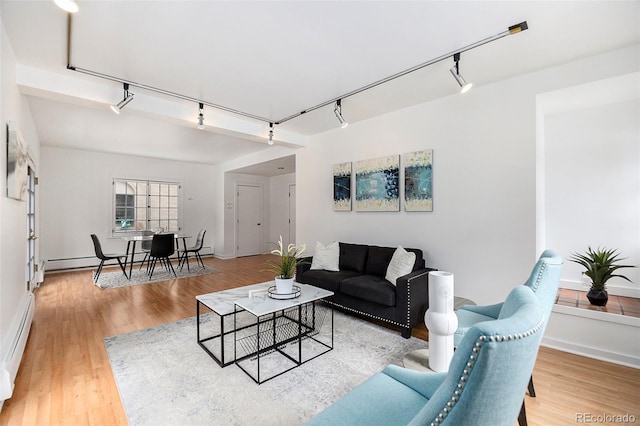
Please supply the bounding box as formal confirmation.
[424,271,457,372]
[586,289,608,306]
[275,276,294,294]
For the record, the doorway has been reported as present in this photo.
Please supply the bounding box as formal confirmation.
[236,184,263,256]
[26,165,37,290]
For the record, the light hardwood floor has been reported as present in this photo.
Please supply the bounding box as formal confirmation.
[1,255,638,425]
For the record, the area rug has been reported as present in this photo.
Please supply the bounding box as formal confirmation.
[104,310,427,425]
[95,265,218,289]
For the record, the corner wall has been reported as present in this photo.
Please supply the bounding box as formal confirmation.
[0,16,41,403]
[296,45,639,308]
[39,147,216,269]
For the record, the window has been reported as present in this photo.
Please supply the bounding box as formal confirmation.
[113,179,180,234]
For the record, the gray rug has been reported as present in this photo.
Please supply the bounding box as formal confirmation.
[104,310,427,425]
[95,265,218,289]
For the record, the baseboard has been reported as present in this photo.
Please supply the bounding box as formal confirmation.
[543,305,640,369]
[213,253,236,260]
[1,292,35,401]
[45,247,215,272]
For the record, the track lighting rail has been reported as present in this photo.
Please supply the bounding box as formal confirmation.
[65,14,527,127]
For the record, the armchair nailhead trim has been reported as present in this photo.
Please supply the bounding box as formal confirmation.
[531,262,547,292]
[428,318,544,425]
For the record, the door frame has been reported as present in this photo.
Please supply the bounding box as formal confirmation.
[288,183,296,246]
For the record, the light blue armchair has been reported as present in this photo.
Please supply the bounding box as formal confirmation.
[454,249,563,425]
[306,285,544,426]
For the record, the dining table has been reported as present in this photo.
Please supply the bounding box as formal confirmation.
[121,233,190,279]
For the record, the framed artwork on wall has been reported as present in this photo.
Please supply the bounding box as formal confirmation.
[333,162,352,211]
[355,155,400,212]
[404,149,433,212]
[6,121,28,201]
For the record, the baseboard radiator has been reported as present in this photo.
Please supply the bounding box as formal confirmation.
[0,292,35,401]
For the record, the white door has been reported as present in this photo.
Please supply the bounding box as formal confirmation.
[288,184,296,246]
[237,184,263,256]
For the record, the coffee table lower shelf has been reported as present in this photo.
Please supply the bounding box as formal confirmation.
[234,301,333,384]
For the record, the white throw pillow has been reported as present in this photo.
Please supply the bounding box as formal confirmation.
[385,245,416,285]
[310,241,340,272]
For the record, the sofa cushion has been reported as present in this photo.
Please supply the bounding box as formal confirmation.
[385,246,417,285]
[310,241,340,271]
[340,275,396,307]
[365,246,396,277]
[298,269,361,293]
[339,243,369,273]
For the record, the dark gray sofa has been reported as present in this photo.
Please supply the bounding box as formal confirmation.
[295,242,435,338]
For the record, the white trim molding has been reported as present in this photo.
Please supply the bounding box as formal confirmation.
[542,304,640,369]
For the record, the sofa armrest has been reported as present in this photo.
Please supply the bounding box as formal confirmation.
[395,267,437,329]
[295,256,313,279]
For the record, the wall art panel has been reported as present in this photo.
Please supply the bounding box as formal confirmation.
[404,149,433,211]
[6,122,28,201]
[333,162,352,211]
[355,155,399,212]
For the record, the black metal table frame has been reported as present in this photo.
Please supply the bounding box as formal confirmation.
[196,299,256,368]
[233,301,333,384]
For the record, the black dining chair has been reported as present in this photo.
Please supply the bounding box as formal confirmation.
[178,229,206,272]
[91,234,128,282]
[138,227,164,270]
[147,233,177,279]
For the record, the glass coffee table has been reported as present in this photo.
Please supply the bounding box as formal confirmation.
[233,284,334,384]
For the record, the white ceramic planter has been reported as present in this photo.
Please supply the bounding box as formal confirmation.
[275,276,294,294]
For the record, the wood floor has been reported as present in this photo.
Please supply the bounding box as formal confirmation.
[1,255,638,425]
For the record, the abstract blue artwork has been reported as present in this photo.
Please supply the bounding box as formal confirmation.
[333,162,352,211]
[404,149,433,211]
[355,155,400,211]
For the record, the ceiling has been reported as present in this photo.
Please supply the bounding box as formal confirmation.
[1,1,639,174]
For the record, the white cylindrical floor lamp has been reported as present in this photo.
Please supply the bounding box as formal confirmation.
[424,271,457,372]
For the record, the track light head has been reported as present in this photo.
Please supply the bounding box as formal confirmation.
[110,83,134,114]
[450,53,473,94]
[197,103,205,129]
[334,99,348,128]
[268,123,274,145]
[53,0,78,13]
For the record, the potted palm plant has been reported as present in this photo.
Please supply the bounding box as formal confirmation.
[568,246,635,306]
[265,235,307,294]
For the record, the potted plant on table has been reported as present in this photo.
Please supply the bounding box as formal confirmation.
[265,235,307,294]
[568,246,636,306]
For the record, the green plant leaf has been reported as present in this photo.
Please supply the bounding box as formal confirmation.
[568,246,636,291]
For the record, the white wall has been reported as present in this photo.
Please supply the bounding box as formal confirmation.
[39,147,215,269]
[296,45,640,307]
[541,77,639,296]
[0,16,40,393]
[270,173,296,247]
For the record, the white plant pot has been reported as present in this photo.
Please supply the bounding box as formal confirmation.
[275,276,294,294]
